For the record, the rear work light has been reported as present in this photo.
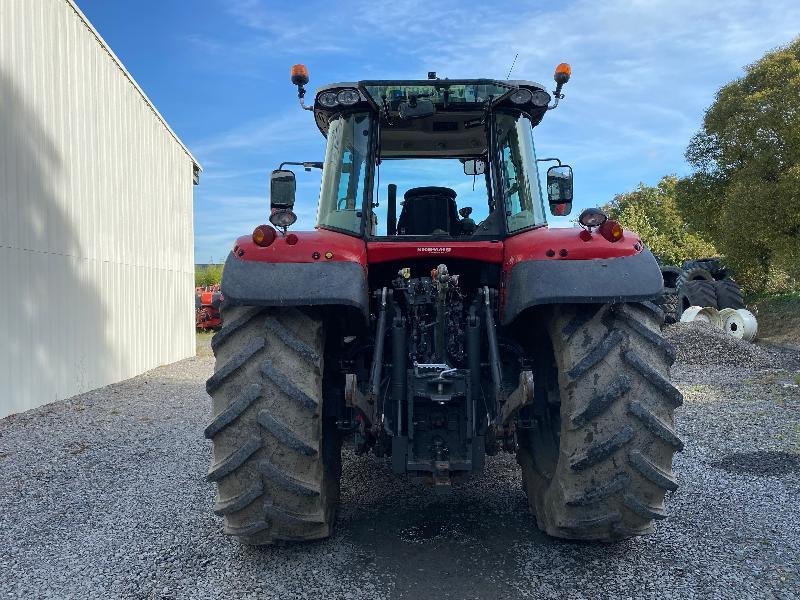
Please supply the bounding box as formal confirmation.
[598,219,624,242]
[509,88,533,104]
[578,208,607,228]
[317,88,361,108]
[531,90,551,107]
[336,88,361,105]
[318,91,339,107]
[252,224,277,247]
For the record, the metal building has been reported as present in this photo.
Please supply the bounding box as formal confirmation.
[0,0,200,418]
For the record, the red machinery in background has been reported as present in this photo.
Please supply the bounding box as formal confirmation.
[195,285,223,330]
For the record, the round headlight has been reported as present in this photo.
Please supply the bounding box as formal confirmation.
[509,88,533,105]
[578,208,608,229]
[337,89,361,105]
[531,90,551,107]
[269,209,298,229]
[317,91,339,108]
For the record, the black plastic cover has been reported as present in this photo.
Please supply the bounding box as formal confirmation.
[502,249,664,325]
[221,252,369,317]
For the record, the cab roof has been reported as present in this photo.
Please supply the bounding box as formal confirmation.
[312,78,550,139]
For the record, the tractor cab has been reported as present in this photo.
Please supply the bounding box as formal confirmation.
[270,67,574,241]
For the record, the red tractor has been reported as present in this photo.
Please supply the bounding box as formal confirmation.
[195,285,223,330]
[205,64,682,545]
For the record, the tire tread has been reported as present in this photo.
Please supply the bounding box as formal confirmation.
[206,306,339,544]
[517,302,682,541]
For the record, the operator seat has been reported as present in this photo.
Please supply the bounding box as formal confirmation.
[396,186,459,236]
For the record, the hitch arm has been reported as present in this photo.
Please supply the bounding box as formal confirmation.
[482,286,505,415]
[346,287,389,431]
[496,371,534,427]
[345,374,374,425]
[367,287,388,412]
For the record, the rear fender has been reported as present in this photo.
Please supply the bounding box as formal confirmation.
[502,227,663,325]
[221,231,369,320]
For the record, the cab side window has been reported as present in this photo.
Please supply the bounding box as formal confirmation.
[496,112,546,233]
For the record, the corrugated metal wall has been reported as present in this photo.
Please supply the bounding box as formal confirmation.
[0,0,197,417]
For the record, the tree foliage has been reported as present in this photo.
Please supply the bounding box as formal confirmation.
[676,37,800,292]
[603,175,717,266]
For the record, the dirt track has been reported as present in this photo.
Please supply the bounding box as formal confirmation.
[1,334,799,599]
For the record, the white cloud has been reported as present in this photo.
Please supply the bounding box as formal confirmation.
[192,110,313,157]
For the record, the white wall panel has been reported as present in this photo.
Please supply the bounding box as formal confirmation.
[0,0,198,417]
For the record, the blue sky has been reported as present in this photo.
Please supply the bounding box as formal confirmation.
[76,0,800,263]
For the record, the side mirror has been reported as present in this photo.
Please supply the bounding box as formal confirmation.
[463,159,486,176]
[547,165,572,217]
[398,97,435,119]
[270,169,296,210]
[547,164,573,216]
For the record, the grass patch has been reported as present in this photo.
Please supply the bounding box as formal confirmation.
[747,292,800,346]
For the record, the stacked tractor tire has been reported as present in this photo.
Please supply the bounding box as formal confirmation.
[657,258,745,325]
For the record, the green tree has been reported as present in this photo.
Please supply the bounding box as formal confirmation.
[676,37,800,292]
[603,175,717,266]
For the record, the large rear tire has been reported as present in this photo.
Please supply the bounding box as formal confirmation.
[205,305,341,545]
[517,302,683,541]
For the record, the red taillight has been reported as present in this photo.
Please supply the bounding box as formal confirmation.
[252,224,277,247]
[552,203,570,216]
[285,233,299,245]
[599,219,624,243]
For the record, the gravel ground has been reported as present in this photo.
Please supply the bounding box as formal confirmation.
[2,329,799,599]
[663,320,797,370]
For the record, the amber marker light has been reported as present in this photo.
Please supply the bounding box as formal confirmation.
[548,62,572,109]
[252,224,277,247]
[554,63,572,84]
[291,64,309,86]
[599,219,624,243]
